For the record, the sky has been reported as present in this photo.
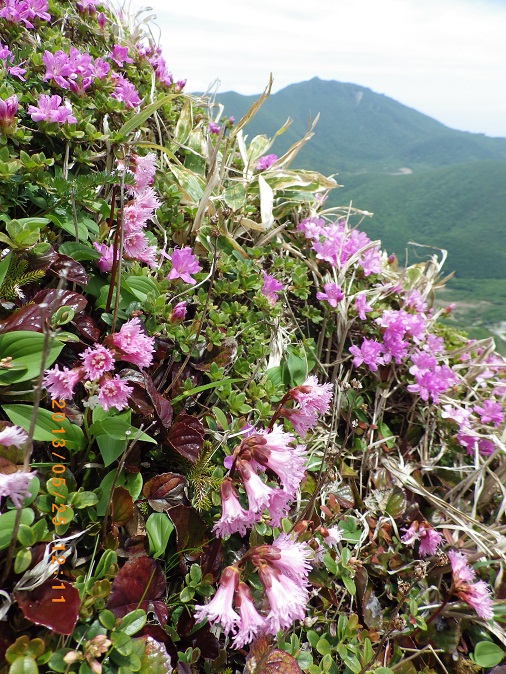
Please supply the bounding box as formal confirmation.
[125,0,506,138]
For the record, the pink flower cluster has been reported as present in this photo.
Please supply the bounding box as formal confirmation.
[448,550,493,620]
[195,533,311,648]
[111,72,141,108]
[95,153,160,269]
[256,154,277,170]
[0,43,26,80]
[298,217,381,276]
[43,318,154,411]
[0,0,50,29]
[42,47,109,94]
[283,375,333,436]
[135,42,184,89]
[401,520,442,557]
[261,270,283,305]
[28,94,77,124]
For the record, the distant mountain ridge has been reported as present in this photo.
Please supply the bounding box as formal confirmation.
[217,78,506,284]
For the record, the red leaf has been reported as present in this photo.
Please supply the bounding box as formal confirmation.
[107,556,166,610]
[14,579,80,635]
[32,288,88,313]
[247,640,302,673]
[72,313,100,342]
[165,414,204,464]
[145,374,173,429]
[0,304,44,333]
[112,486,134,525]
[167,505,208,572]
[48,254,89,285]
[142,473,188,512]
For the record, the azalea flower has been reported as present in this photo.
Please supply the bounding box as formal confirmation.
[354,292,373,320]
[261,271,283,305]
[167,247,201,285]
[170,301,187,322]
[350,338,385,372]
[256,154,277,170]
[28,94,77,124]
[0,94,18,132]
[316,282,344,307]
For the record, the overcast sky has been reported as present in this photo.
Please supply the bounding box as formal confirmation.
[126,0,506,138]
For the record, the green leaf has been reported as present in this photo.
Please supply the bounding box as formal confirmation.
[0,509,34,550]
[0,251,12,290]
[212,406,229,430]
[2,404,85,450]
[8,656,39,674]
[118,94,178,136]
[58,242,101,261]
[472,641,505,667]
[94,549,117,580]
[111,631,132,656]
[0,332,64,384]
[89,418,156,444]
[170,378,243,403]
[17,524,36,547]
[118,609,147,636]
[96,471,143,517]
[146,513,174,559]
[121,276,160,302]
[223,182,246,211]
[99,609,116,631]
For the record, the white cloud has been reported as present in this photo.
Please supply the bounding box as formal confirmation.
[125,0,506,136]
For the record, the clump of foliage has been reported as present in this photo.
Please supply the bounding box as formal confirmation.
[0,2,505,674]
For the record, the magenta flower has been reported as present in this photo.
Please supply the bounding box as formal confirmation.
[124,232,158,267]
[194,565,240,635]
[109,317,155,369]
[350,338,385,372]
[252,426,306,495]
[0,94,18,132]
[97,376,133,412]
[76,0,98,13]
[208,122,220,134]
[97,11,106,28]
[448,550,493,620]
[93,242,118,272]
[111,73,141,108]
[259,563,308,634]
[110,44,133,67]
[231,583,267,649]
[256,154,277,170]
[167,247,201,285]
[237,459,276,514]
[0,470,37,508]
[28,94,77,124]
[42,50,73,88]
[401,521,442,557]
[43,364,83,400]
[354,293,373,320]
[170,301,187,322]
[148,52,173,86]
[0,424,28,448]
[261,271,283,305]
[80,344,115,381]
[474,399,504,427]
[213,478,258,538]
[316,283,344,308]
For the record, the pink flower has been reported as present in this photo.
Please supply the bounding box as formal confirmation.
[350,338,385,372]
[27,94,77,124]
[270,533,312,582]
[258,563,308,634]
[97,11,106,28]
[123,232,158,267]
[111,73,141,108]
[231,582,267,649]
[93,242,118,272]
[261,271,283,305]
[43,365,82,400]
[0,94,18,132]
[355,293,373,320]
[474,399,504,427]
[237,460,276,514]
[76,0,98,14]
[110,44,133,67]
[97,376,133,412]
[167,247,201,285]
[42,50,73,88]
[252,426,306,495]
[132,153,157,190]
[80,344,115,380]
[0,424,28,448]
[110,317,155,369]
[401,521,442,557]
[213,479,258,538]
[448,550,493,620]
[208,122,220,134]
[284,406,318,437]
[290,375,332,416]
[256,154,277,170]
[0,470,37,508]
[170,301,187,322]
[316,283,344,307]
[322,525,343,549]
[194,565,240,635]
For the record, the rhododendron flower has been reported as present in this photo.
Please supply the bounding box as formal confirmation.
[457,432,496,457]
[213,478,258,538]
[316,283,344,307]
[355,292,373,320]
[0,94,18,132]
[167,247,201,285]
[208,122,220,134]
[256,154,277,170]
[110,44,133,67]
[42,50,73,88]
[261,271,282,305]
[111,72,141,108]
[97,377,133,412]
[194,565,240,634]
[43,364,83,400]
[93,242,118,272]
[110,317,155,368]
[28,94,77,124]
[401,521,442,557]
[170,301,187,322]
[0,0,50,27]
[76,0,98,13]
[0,470,37,507]
[80,344,115,380]
[0,424,28,448]
[448,550,493,620]
[231,583,266,649]
[441,404,473,426]
[350,338,385,372]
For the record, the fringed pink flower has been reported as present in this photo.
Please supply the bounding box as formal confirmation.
[448,550,493,620]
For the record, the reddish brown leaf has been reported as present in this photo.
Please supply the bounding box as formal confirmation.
[247,641,302,674]
[0,303,45,333]
[142,473,187,512]
[166,414,204,464]
[72,313,100,342]
[145,374,173,429]
[112,486,134,525]
[176,610,220,660]
[107,556,166,615]
[49,254,89,285]
[128,382,155,417]
[32,288,88,313]
[14,579,80,635]
[167,504,208,572]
